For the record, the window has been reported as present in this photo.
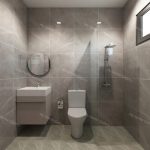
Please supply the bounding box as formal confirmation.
[136,3,150,45]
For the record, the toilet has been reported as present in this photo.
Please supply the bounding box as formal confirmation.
[68,90,87,138]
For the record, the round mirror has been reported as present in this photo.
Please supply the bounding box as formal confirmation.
[27,53,50,77]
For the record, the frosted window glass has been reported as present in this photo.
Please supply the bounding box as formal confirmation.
[143,10,150,37]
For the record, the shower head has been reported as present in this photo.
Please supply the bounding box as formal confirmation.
[105,43,116,56]
[105,43,116,48]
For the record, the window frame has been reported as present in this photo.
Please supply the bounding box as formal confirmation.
[136,2,150,45]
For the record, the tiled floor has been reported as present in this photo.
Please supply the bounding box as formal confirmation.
[6,125,144,150]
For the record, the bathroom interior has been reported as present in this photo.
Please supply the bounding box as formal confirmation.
[0,0,150,149]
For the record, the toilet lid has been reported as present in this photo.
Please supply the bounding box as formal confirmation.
[68,108,87,118]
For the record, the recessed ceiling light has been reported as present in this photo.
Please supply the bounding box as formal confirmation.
[57,21,61,25]
[97,21,102,25]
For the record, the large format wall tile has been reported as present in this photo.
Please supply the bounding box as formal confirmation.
[28,28,50,53]
[50,77,74,124]
[99,28,123,53]
[124,48,139,78]
[0,44,15,79]
[74,28,99,52]
[138,46,150,80]
[109,53,123,77]
[0,79,16,149]
[99,101,123,125]
[99,8,123,29]
[50,27,74,54]
[51,8,75,28]
[0,0,27,149]
[14,49,27,78]
[74,8,98,29]
[139,80,150,121]
[75,53,99,78]
[28,8,51,28]
[123,0,150,150]
[50,53,75,78]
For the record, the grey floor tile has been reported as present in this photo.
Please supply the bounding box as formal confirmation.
[77,143,98,150]
[6,139,61,150]
[113,127,136,144]
[97,146,112,150]
[6,126,144,150]
[127,144,144,150]
[61,125,73,142]
[110,145,129,150]
[46,125,64,140]
[60,141,78,150]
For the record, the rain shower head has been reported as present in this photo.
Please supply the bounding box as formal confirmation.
[105,43,116,56]
[105,43,116,48]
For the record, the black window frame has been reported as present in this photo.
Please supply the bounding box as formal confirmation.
[136,2,150,45]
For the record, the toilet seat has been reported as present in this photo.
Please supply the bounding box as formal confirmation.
[68,108,87,118]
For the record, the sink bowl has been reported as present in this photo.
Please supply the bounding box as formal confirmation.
[17,87,51,97]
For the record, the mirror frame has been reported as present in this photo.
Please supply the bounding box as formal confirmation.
[136,2,150,45]
[27,55,51,77]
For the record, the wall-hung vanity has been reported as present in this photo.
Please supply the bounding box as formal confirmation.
[17,86,51,125]
[16,53,52,125]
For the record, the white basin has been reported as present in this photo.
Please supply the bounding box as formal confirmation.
[17,87,51,97]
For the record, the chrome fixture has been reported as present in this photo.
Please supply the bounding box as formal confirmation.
[57,21,61,25]
[97,21,102,25]
[103,43,116,87]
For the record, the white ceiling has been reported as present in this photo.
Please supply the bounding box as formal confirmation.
[23,0,128,8]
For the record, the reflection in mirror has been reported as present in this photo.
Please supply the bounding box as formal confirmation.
[143,10,150,37]
[27,53,50,77]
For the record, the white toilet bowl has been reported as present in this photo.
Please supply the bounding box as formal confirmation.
[68,108,87,138]
[67,90,87,139]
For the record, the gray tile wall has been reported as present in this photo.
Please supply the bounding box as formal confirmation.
[27,8,124,125]
[123,0,150,150]
[0,0,27,149]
